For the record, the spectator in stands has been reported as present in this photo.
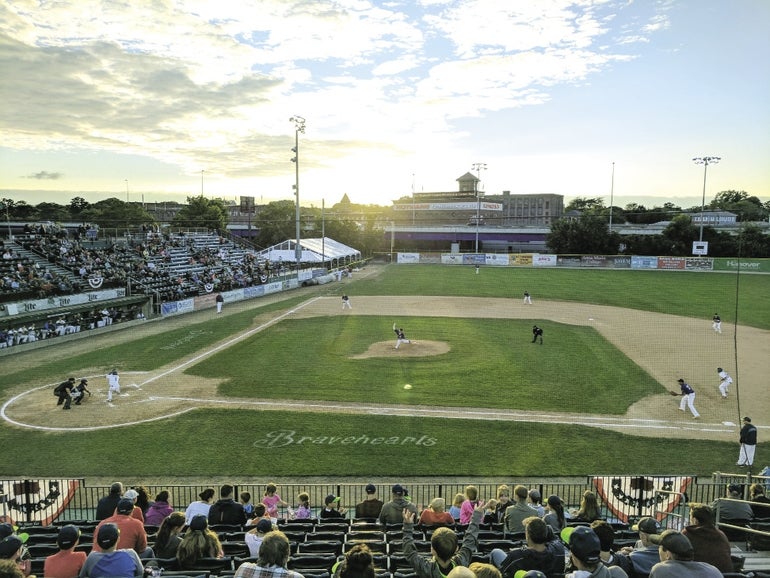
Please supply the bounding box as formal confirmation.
[402,499,485,578]
[490,516,566,578]
[564,526,627,578]
[460,485,482,525]
[482,500,499,526]
[333,542,375,578]
[245,504,271,527]
[132,486,151,516]
[504,485,533,535]
[680,503,732,573]
[290,492,311,520]
[0,559,24,578]
[93,498,153,558]
[0,534,29,578]
[419,498,456,527]
[95,482,123,521]
[176,515,223,570]
[590,520,633,576]
[379,484,418,525]
[245,519,273,558]
[80,523,143,578]
[710,483,754,522]
[750,483,770,518]
[185,488,215,525]
[261,483,288,520]
[208,484,246,525]
[235,530,304,578]
[616,517,661,577]
[468,562,502,578]
[493,485,511,523]
[648,530,721,577]
[355,484,383,520]
[527,490,544,517]
[571,490,602,522]
[152,512,186,559]
[43,524,86,578]
[240,492,254,518]
[449,493,465,521]
[542,495,566,534]
[320,494,347,519]
[144,490,173,526]
[120,489,144,523]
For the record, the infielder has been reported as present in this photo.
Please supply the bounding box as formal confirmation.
[717,367,733,398]
[675,378,699,418]
[523,290,532,305]
[737,416,757,467]
[342,294,352,310]
[712,313,722,334]
[106,369,120,403]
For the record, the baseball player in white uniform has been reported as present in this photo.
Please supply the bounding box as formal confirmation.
[712,313,722,334]
[717,367,733,398]
[523,291,532,304]
[106,369,120,402]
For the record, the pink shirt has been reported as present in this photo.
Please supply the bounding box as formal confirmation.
[262,494,283,517]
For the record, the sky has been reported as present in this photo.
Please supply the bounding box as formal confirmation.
[1,0,769,211]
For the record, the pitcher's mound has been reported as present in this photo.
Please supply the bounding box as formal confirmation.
[350,340,450,358]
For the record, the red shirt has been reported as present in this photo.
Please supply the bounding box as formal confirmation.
[93,514,148,554]
[44,549,87,578]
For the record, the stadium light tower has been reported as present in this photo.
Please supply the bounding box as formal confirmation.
[471,162,487,253]
[692,156,720,242]
[290,116,306,265]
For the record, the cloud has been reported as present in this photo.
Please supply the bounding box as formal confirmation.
[26,171,63,180]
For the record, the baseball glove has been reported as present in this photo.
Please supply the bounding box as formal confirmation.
[669,391,680,396]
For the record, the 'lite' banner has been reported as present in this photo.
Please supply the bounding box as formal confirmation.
[593,475,692,523]
[0,479,80,525]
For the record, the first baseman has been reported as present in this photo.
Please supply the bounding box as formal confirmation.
[676,378,699,418]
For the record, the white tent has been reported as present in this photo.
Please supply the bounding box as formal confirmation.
[256,237,361,265]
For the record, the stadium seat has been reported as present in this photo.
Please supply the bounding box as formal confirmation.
[143,558,180,571]
[183,557,234,573]
[346,530,385,542]
[297,540,343,556]
[307,530,346,542]
[344,540,387,554]
[287,553,336,572]
[220,541,250,557]
[749,521,770,551]
[350,521,382,531]
[26,544,60,557]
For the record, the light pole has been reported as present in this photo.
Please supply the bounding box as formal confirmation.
[125,179,129,203]
[692,156,720,242]
[608,162,615,231]
[290,116,306,265]
[200,170,204,196]
[471,162,487,253]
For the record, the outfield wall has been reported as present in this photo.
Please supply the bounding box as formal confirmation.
[397,253,770,272]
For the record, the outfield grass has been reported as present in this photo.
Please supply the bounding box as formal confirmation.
[350,265,769,329]
[1,265,765,478]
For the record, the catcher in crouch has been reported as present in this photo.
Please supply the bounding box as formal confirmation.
[393,323,412,349]
[71,378,92,406]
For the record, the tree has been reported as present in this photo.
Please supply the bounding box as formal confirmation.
[710,190,768,222]
[546,215,621,254]
[565,197,605,213]
[255,200,297,247]
[171,195,229,232]
[79,198,155,230]
[68,196,90,216]
[735,224,770,257]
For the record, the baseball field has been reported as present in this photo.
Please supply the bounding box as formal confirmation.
[0,263,767,480]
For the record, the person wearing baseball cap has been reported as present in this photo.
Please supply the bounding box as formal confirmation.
[648,529,721,577]
[615,517,661,577]
[44,524,87,578]
[563,525,627,577]
[245,518,274,558]
[81,523,144,578]
[355,483,384,520]
[92,498,153,558]
[379,484,417,525]
[95,482,124,521]
[738,416,757,467]
[320,494,347,519]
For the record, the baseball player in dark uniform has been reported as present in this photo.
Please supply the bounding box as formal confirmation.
[531,325,543,344]
[738,416,757,467]
[676,378,700,418]
[54,377,76,410]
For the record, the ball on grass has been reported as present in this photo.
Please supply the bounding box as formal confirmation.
[403,384,412,390]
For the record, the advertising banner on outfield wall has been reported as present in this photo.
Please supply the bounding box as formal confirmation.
[0,287,128,319]
[533,254,557,267]
[657,257,686,270]
[484,254,510,266]
[631,256,658,269]
[581,255,608,267]
[398,253,421,264]
[714,258,770,273]
[608,256,632,268]
[685,258,713,271]
[161,298,194,316]
[511,254,533,266]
